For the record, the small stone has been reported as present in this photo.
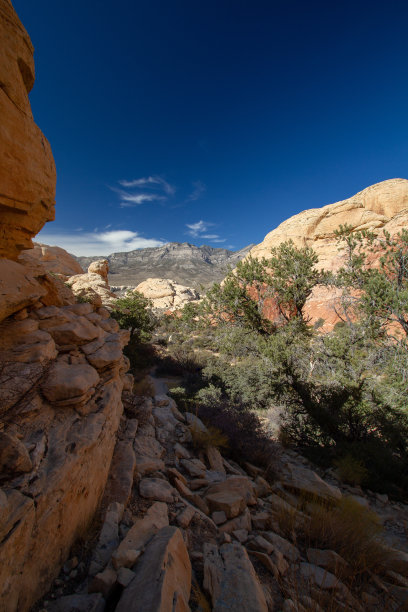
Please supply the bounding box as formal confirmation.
[212,511,227,525]
[177,506,196,528]
[376,492,389,504]
[139,478,176,503]
[89,568,117,598]
[112,549,141,570]
[232,529,248,543]
[63,557,79,574]
[116,567,135,588]
[251,511,272,530]
[174,443,190,459]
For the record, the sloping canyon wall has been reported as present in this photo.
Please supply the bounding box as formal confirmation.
[249,178,408,330]
[0,2,131,610]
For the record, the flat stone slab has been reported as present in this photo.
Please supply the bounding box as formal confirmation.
[116,526,191,612]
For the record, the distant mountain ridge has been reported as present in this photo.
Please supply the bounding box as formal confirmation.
[75,242,254,289]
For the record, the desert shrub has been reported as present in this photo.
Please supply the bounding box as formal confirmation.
[75,293,94,304]
[196,395,279,476]
[124,340,158,372]
[334,454,368,486]
[190,423,229,452]
[304,497,391,577]
[111,290,156,342]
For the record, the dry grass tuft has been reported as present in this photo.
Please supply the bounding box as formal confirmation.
[334,454,368,486]
[190,423,229,452]
[304,497,391,577]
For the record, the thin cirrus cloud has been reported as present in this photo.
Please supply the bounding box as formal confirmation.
[186,220,226,243]
[112,175,175,208]
[186,180,206,202]
[118,176,175,196]
[112,176,206,208]
[35,228,166,256]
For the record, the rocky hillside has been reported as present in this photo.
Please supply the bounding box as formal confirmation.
[76,242,254,289]
[249,178,408,330]
[34,373,408,611]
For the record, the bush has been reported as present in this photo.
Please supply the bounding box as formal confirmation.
[111,291,156,342]
[304,497,390,577]
[190,423,228,452]
[334,454,368,486]
[196,393,280,476]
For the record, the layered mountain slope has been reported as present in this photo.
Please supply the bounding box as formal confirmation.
[249,179,408,329]
[76,242,254,289]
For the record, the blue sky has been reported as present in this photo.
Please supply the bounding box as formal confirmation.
[13,0,408,255]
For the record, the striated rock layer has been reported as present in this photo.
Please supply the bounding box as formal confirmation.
[249,179,408,330]
[0,0,56,260]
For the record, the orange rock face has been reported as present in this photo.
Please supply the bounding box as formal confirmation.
[0,0,56,260]
[21,243,84,277]
[249,179,408,330]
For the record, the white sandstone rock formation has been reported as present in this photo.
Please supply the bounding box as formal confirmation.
[135,277,200,311]
[66,259,117,307]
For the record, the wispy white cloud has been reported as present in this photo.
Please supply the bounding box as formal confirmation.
[186,220,226,244]
[119,192,166,207]
[186,220,213,237]
[118,176,175,195]
[112,176,175,207]
[186,180,206,202]
[36,229,166,256]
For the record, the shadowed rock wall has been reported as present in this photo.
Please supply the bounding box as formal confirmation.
[0,3,131,610]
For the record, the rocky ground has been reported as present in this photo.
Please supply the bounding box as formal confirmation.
[32,374,408,612]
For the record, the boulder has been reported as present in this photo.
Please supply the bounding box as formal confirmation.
[22,243,83,277]
[205,475,257,506]
[139,478,176,503]
[41,362,100,407]
[0,259,46,322]
[112,502,168,569]
[203,541,268,611]
[282,465,342,502]
[206,491,247,519]
[116,526,191,612]
[89,502,124,576]
[306,548,350,578]
[135,277,200,311]
[47,594,105,612]
[38,310,101,346]
[263,532,300,562]
[66,261,116,307]
[0,432,32,476]
[102,440,135,509]
[219,508,252,534]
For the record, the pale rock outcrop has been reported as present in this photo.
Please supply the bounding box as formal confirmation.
[66,260,117,307]
[0,0,56,260]
[249,179,408,330]
[135,277,200,311]
[22,243,84,277]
